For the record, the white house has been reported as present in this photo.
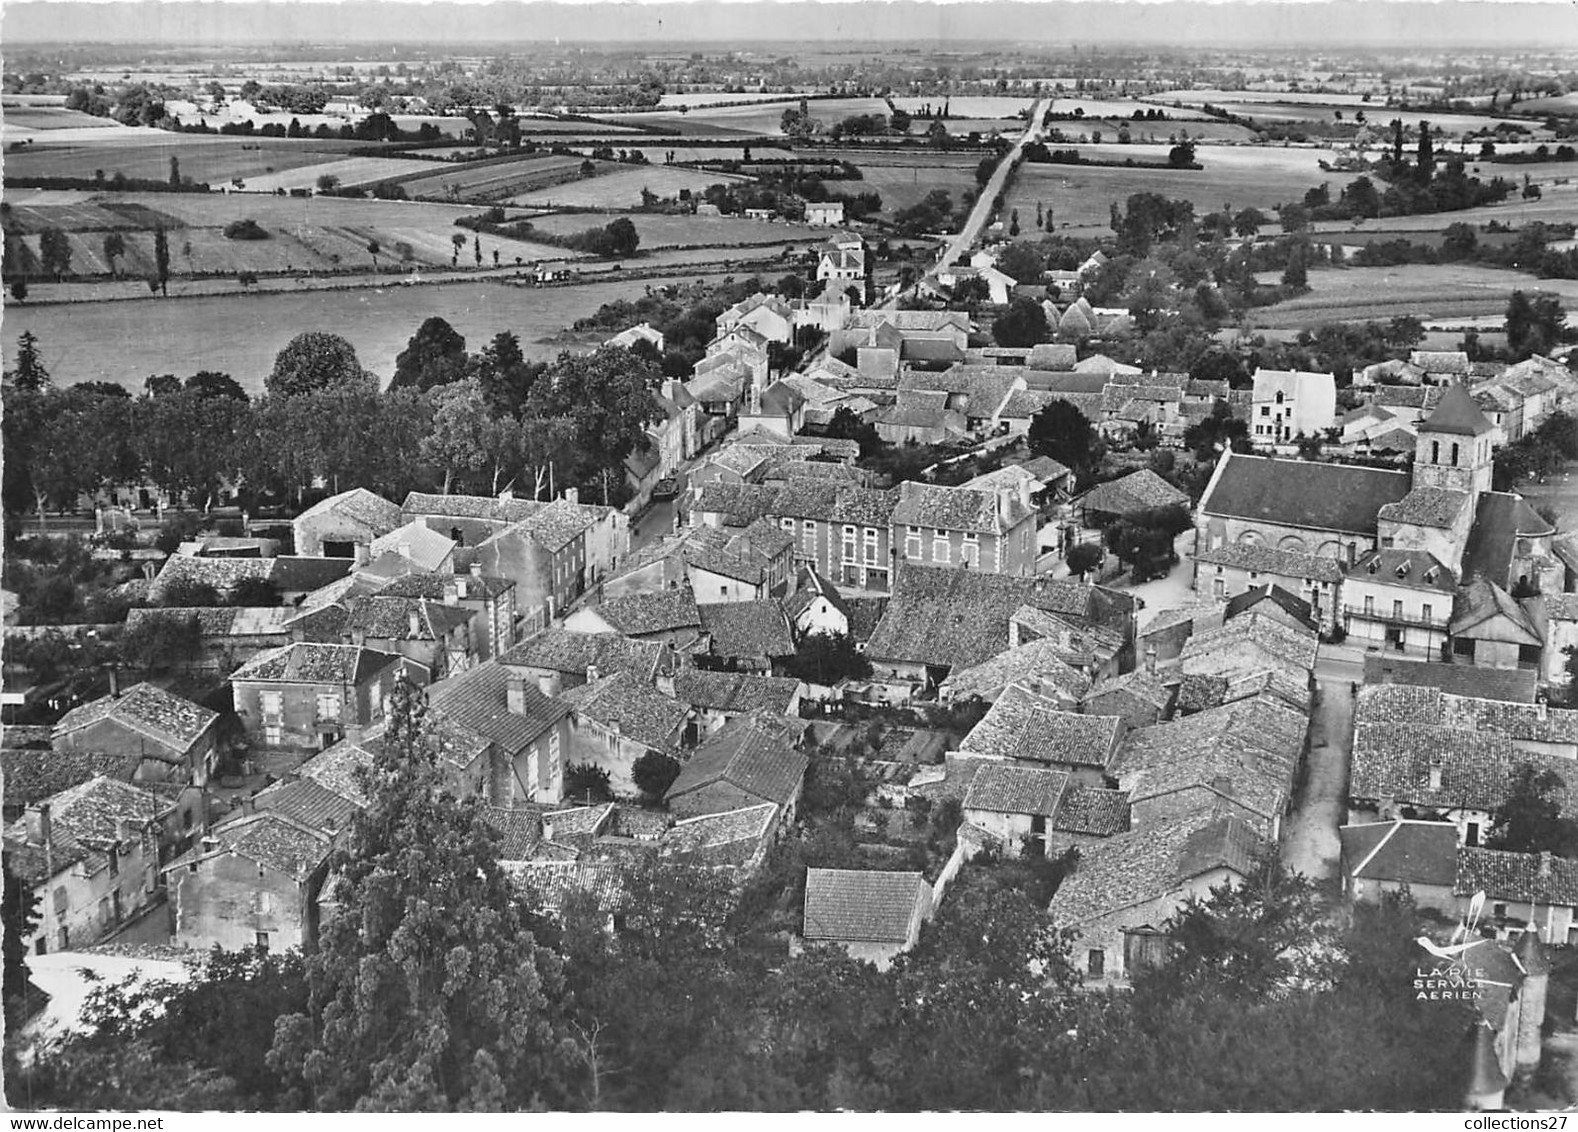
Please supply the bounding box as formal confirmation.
[605,322,665,352]
[717,293,795,345]
[817,233,866,287]
[1250,368,1337,446]
[934,264,1015,306]
[805,201,845,227]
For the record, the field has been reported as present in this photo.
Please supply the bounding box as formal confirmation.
[854,158,981,215]
[4,192,578,278]
[520,209,824,248]
[505,164,751,208]
[1516,94,1578,115]
[891,96,1037,118]
[5,134,372,185]
[594,112,762,138]
[1244,263,1578,329]
[611,145,796,163]
[658,92,805,108]
[393,154,599,202]
[1,273,737,392]
[4,107,121,131]
[1002,145,1357,233]
[236,156,440,194]
[1144,90,1546,137]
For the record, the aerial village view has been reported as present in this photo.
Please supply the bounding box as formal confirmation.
[4,0,1578,1114]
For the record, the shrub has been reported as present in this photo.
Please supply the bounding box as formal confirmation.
[222,219,269,241]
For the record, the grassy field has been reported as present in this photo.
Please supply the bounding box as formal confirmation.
[5,192,578,278]
[594,111,762,138]
[5,134,371,185]
[520,209,823,248]
[0,273,736,391]
[505,164,751,208]
[4,107,119,130]
[237,156,439,194]
[1245,263,1578,329]
[1003,146,1357,233]
[394,154,597,202]
[856,159,981,215]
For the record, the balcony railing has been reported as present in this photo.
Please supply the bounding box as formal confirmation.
[1342,607,1449,632]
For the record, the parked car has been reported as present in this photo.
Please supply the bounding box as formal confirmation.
[652,477,680,501]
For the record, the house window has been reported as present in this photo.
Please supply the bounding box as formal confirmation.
[1087,949,1105,977]
[316,692,341,722]
[260,690,283,718]
[905,534,922,559]
[1454,638,1476,658]
[1423,603,1433,623]
[53,886,67,915]
[548,730,562,783]
[1494,903,1507,921]
[962,542,979,568]
[1363,596,1375,617]
[1392,600,1403,620]
[780,518,794,532]
[1260,406,1270,417]
[255,931,271,952]
[1466,823,1481,847]
[933,539,950,565]
[108,846,119,878]
[264,722,283,747]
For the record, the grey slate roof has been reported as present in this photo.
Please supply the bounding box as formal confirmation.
[803,867,928,943]
[1340,820,1459,887]
[1200,452,1411,536]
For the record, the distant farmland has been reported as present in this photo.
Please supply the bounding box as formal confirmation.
[6,134,372,185]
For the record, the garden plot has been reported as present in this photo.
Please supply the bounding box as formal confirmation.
[235,156,437,194]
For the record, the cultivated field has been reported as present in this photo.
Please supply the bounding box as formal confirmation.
[5,134,372,185]
[1,273,737,391]
[1001,146,1358,233]
[855,159,981,215]
[612,145,796,163]
[1146,91,1547,137]
[4,107,120,130]
[1245,263,1578,329]
[519,209,823,248]
[658,92,805,108]
[505,164,751,208]
[4,192,578,278]
[891,96,1038,117]
[594,112,762,138]
[236,156,439,194]
[394,154,599,201]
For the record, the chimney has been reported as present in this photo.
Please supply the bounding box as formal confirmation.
[109,666,120,699]
[1539,851,1553,879]
[506,675,527,715]
[397,541,412,561]
[408,609,423,638]
[1018,477,1032,509]
[498,488,515,503]
[1537,696,1549,722]
[354,542,370,566]
[564,487,579,505]
[469,560,483,580]
[1346,542,1357,568]
[542,814,555,843]
[1145,644,1157,675]
[537,672,558,697]
[27,802,51,848]
[443,579,460,606]
[997,488,1012,527]
[455,576,469,600]
[586,663,600,685]
[1429,758,1444,791]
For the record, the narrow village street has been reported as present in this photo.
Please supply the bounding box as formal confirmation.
[1280,644,1364,882]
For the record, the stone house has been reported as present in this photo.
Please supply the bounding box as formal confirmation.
[564,590,703,648]
[499,629,667,698]
[664,711,808,827]
[343,595,484,683]
[53,682,220,787]
[1249,368,1337,446]
[292,488,403,559]
[697,600,796,675]
[375,569,520,661]
[427,661,573,805]
[559,671,689,797]
[892,481,1039,578]
[799,868,932,970]
[5,776,168,954]
[669,669,801,742]
[472,500,592,633]
[1343,549,1455,657]
[229,642,420,753]
[772,482,898,593]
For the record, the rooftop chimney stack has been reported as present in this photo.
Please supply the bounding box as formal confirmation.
[1429,759,1444,791]
[564,487,579,505]
[109,666,120,699]
[586,664,600,685]
[443,579,460,606]
[408,609,423,638]
[469,560,483,580]
[1145,644,1157,675]
[354,542,370,566]
[506,675,527,716]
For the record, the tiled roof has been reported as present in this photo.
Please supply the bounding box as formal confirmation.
[499,629,664,681]
[369,522,457,572]
[1084,669,1174,712]
[661,803,777,866]
[1378,487,1473,529]
[480,803,549,860]
[1411,350,1471,376]
[1457,846,1578,906]
[1339,819,1459,887]
[1360,656,1536,704]
[773,482,897,528]
[1178,614,1318,673]
[939,639,1092,703]
[1199,452,1410,536]
[1028,343,1078,371]
[1049,812,1263,927]
[344,595,474,642]
[1451,577,1541,644]
[1420,382,1495,436]
[377,572,515,602]
[1462,491,1554,589]
[506,860,628,915]
[803,867,928,943]
[1372,384,1443,411]
[294,737,377,808]
[206,811,334,877]
[231,642,402,686]
[271,556,357,593]
[559,671,687,751]
[1349,722,1530,811]
[54,682,217,754]
[893,481,1032,535]
[296,488,402,531]
[1224,584,1317,629]
[864,565,1134,672]
[963,763,1068,817]
[688,482,780,527]
[427,660,570,754]
[667,711,808,809]
[1192,542,1345,584]
[251,776,361,833]
[961,684,1123,768]
[699,601,795,660]
[5,775,167,884]
[124,606,292,638]
[1348,549,1456,592]
[592,591,702,637]
[401,492,543,524]
[1075,469,1189,516]
[1053,786,1131,835]
[148,553,272,601]
[515,499,594,553]
[672,669,800,715]
[1115,698,1307,823]
[844,597,889,644]
[0,748,141,807]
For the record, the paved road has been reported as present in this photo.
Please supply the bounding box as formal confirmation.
[630,467,689,553]
[927,98,1047,279]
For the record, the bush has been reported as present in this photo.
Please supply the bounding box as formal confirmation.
[222,219,269,241]
[564,763,613,805]
[632,751,682,801]
[1066,543,1103,576]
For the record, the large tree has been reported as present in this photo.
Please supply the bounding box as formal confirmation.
[1027,398,1097,477]
[266,332,372,397]
[420,378,508,495]
[1487,763,1578,857]
[1505,290,1565,361]
[524,347,661,502]
[267,679,576,1110]
[390,316,469,393]
[992,296,1051,348]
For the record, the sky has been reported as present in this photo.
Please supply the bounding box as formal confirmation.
[5,0,1577,48]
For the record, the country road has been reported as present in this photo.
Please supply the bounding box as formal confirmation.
[927,97,1046,279]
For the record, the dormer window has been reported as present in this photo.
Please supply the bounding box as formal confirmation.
[1275,391,1285,405]
[1395,561,1410,578]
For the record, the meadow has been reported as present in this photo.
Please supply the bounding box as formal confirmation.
[0,273,738,391]
[519,209,823,248]
[6,133,374,185]
[505,164,751,209]
[236,155,439,194]
[1245,263,1578,329]
[393,154,600,202]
